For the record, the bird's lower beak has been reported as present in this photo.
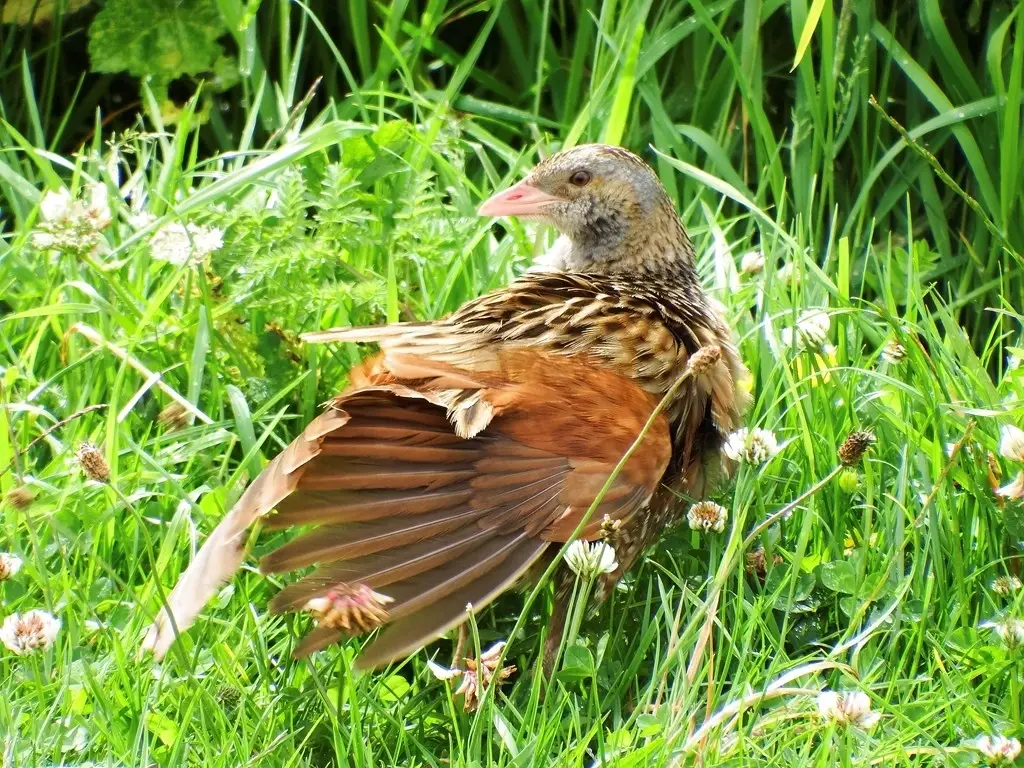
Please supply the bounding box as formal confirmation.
[477,180,563,217]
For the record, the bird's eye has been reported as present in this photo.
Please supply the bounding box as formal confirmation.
[569,170,592,187]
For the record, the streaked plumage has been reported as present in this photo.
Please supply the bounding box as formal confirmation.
[142,144,749,672]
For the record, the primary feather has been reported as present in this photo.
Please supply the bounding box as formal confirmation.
[141,144,749,671]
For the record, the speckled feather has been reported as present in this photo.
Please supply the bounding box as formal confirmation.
[142,144,750,674]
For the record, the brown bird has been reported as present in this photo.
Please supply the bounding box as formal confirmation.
[142,144,749,672]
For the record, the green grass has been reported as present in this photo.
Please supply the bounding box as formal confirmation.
[1,0,1023,765]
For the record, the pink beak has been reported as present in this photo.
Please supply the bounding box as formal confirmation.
[477,179,563,216]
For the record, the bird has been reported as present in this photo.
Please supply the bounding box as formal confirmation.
[141,143,750,674]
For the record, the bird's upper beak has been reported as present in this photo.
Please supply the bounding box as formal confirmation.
[477,179,563,217]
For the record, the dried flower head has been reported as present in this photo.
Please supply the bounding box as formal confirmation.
[3,486,34,510]
[838,429,876,466]
[0,553,23,581]
[969,735,1022,765]
[687,345,722,376]
[0,610,61,655]
[216,684,243,709]
[427,640,516,712]
[303,584,394,634]
[988,451,1003,495]
[76,442,110,483]
[687,501,729,533]
[744,547,782,579]
[1000,425,1024,464]
[740,250,765,276]
[816,690,880,730]
[564,540,618,580]
[723,427,781,465]
[880,339,907,365]
[157,402,190,431]
[780,310,831,353]
[150,222,224,266]
[598,514,622,541]
[991,576,1023,596]
[982,617,1024,649]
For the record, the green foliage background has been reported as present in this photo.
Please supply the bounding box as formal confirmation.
[0,0,1022,765]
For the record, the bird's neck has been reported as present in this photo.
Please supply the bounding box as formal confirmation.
[534,206,696,279]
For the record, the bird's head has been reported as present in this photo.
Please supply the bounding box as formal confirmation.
[478,144,693,272]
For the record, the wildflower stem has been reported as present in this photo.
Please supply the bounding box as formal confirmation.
[66,323,213,425]
[741,465,843,552]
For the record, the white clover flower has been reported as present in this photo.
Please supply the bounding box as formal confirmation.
[687,501,729,533]
[816,690,880,730]
[150,222,225,266]
[84,182,112,230]
[0,553,22,581]
[723,427,781,465]
[32,184,111,254]
[992,576,1023,596]
[776,262,799,286]
[997,470,1024,501]
[780,309,831,353]
[39,188,73,222]
[970,735,1022,765]
[128,211,157,230]
[564,540,618,579]
[880,339,907,365]
[0,610,61,655]
[740,250,765,276]
[1000,425,1024,463]
[982,617,1024,649]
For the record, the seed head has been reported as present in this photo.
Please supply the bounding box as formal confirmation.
[838,429,875,466]
[157,402,189,431]
[303,583,394,634]
[427,640,516,712]
[0,553,22,581]
[598,514,622,542]
[4,486,34,510]
[816,690,880,730]
[76,442,110,483]
[687,501,729,533]
[687,345,722,376]
[991,576,1023,596]
[969,735,1022,765]
[0,610,61,655]
[216,685,243,709]
[564,540,618,580]
[744,546,782,580]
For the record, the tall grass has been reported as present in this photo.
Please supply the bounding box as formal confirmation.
[0,0,1022,765]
